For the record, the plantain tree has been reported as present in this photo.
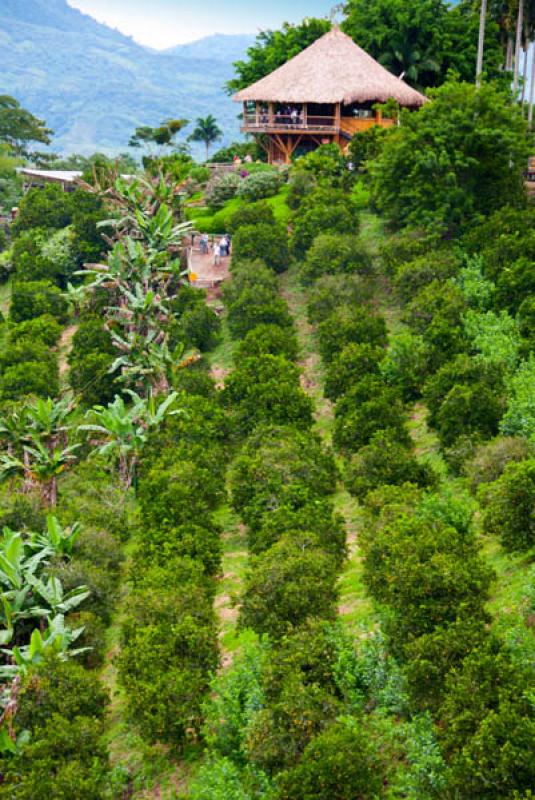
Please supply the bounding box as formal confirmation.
[0,397,79,507]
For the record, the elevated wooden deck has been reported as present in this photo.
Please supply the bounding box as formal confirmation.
[241,114,395,138]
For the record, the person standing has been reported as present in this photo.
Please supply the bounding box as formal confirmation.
[213,241,221,266]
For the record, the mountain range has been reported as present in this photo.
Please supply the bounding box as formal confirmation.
[0,0,255,157]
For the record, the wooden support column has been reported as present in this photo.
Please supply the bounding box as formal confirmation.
[303,103,308,127]
[268,102,274,125]
[335,102,341,130]
[255,101,259,126]
[375,107,383,126]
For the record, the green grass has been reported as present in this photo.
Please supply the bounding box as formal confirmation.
[185,186,291,234]
[280,262,376,635]
[206,311,252,659]
[207,315,235,374]
[212,504,250,656]
[483,536,534,617]
[333,486,376,632]
[407,401,449,477]
[359,209,387,257]
[0,277,11,318]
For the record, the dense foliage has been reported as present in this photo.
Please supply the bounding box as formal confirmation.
[371,80,529,234]
[0,30,534,796]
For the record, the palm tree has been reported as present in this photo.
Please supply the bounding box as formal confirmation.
[188,115,223,161]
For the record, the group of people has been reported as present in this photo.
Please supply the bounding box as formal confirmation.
[198,233,231,265]
[259,106,303,126]
[232,153,253,165]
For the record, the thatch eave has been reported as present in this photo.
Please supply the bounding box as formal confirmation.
[233,27,426,109]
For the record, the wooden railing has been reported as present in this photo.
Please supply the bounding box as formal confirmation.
[242,114,396,136]
[339,117,395,137]
[242,113,337,132]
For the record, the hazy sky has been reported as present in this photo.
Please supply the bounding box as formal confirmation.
[68,0,336,49]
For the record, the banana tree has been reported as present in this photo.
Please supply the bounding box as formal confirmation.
[0,528,55,640]
[79,395,148,487]
[128,388,182,429]
[0,615,88,680]
[0,406,28,457]
[79,391,182,486]
[1,442,80,507]
[26,576,89,618]
[0,529,48,594]
[74,174,195,400]
[0,397,78,506]
[109,335,171,394]
[64,281,87,317]
[24,395,75,441]
[29,515,82,559]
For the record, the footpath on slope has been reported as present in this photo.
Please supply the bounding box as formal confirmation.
[199,248,251,668]
[98,252,237,800]
[279,266,374,633]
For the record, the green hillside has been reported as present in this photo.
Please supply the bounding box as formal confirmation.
[0,0,253,156]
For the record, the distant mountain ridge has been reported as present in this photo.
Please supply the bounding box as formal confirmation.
[0,0,255,157]
[163,34,255,63]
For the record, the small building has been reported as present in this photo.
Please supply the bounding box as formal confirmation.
[233,27,426,164]
[17,168,83,192]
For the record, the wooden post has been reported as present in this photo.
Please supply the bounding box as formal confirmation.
[303,103,308,128]
[268,102,274,125]
[335,102,341,130]
[255,101,259,126]
[375,107,383,126]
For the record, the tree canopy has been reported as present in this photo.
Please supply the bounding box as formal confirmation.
[188,115,223,160]
[371,79,529,234]
[342,0,504,88]
[0,95,52,158]
[128,118,189,154]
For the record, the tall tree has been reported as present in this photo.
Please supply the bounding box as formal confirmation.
[514,0,525,92]
[128,118,189,156]
[188,115,223,161]
[476,0,488,86]
[0,96,52,158]
[343,0,503,88]
[529,42,535,121]
[371,80,530,234]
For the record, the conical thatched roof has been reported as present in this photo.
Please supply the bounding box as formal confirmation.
[233,27,426,107]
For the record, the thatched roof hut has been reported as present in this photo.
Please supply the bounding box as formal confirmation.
[234,27,426,108]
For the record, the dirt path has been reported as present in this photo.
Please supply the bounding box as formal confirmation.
[57,323,78,376]
[279,270,333,440]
